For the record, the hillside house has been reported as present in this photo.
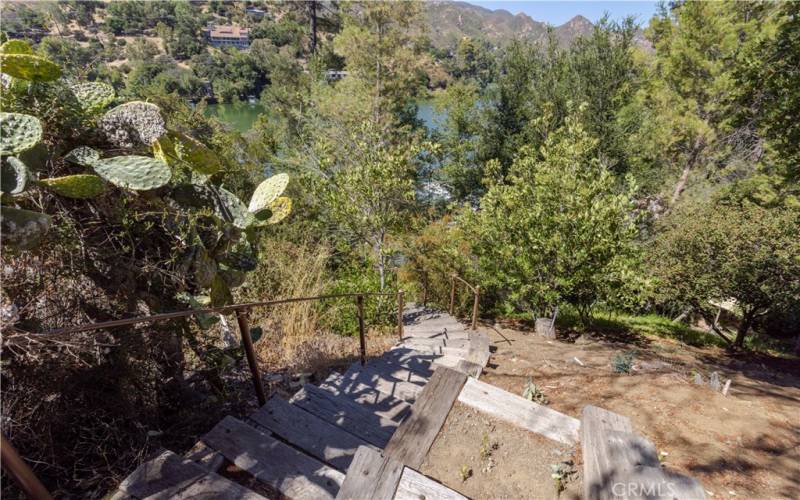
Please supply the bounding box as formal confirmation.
[204,24,250,49]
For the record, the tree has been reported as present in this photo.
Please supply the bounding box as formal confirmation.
[467,104,641,322]
[649,199,800,348]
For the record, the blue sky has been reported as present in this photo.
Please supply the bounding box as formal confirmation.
[468,1,660,26]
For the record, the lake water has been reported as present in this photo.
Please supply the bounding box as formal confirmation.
[204,102,266,133]
[205,100,444,134]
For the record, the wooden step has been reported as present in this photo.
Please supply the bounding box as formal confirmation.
[340,363,425,403]
[250,396,379,471]
[384,367,468,469]
[290,383,399,448]
[202,416,344,500]
[377,347,439,378]
[320,372,412,423]
[458,377,580,446]
[336,446,469,500]
[114,449,266,500]
[467,330,491,366]
[362,357,432,384]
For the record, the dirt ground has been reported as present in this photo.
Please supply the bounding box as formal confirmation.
[437,320,800,500]
[422,402,581,499]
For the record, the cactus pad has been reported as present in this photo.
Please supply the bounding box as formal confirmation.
[0,112,42,155]
[218,264,246,289]
[38,174,106,199]
[248,173,289,214]
[1,206,51,249]
[71,82,115,113]
[210,275,233,307]
[0,40,34,55]
[64,146,101,167]
[1,157,30,195]
[217,187,250,229]
[157,130,222,176]
[0,53,61,82]
[192,246,217,288]
[92,155,171,191]
[98,101,166,147]
[267,196,292,224]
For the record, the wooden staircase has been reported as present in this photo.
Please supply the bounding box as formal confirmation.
[112,305,488,500]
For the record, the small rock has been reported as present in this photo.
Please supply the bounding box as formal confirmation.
[709,371,721,392]
[693,373,705,386]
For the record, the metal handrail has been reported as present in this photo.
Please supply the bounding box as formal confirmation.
[449,274,481,330]
[2,289,406,499]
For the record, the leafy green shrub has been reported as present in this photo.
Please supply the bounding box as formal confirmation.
[612,351,636,374]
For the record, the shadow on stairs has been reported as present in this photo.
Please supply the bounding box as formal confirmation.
[112,304,487,500]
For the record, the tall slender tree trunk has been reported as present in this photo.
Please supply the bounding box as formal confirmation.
[670,136,706,207]
[309,1,317,54]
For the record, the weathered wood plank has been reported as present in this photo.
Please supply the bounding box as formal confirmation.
[184,441,225,473]
[118,450,207,499]
[400,337,469,350]
[458,378,579,445]
[341,363,424,403]
[320,372,412,423]
[467,330,491,367]
[455,359,483,378]
[250,396,378,471]
[290,383,398,448]
[351,360,429,385]
[202,416,344,500]
[581,405,706,500]
[612,465,708,499]
[383,367,467,468]
[335,446,404,500]
[173,473,267,499]
[377,347,438,378]
[395,468,468,500]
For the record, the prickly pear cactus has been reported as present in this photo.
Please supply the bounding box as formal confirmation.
[267,196,292,224]
[0,40,34,55]
[0,53,61,82]
[170,183,218,209]
[64,146,101,167]
[248,173,289,215]
[192,246,217,289]
[154,131,222,176]
[216,187,250,229]
[210,274,233,307]
[70,82,115,113]
[0,112,42,155]
[38,174,106,199]
[92,155,171,191]
[0,206,51,249]
[218,263,246,288]
[1,157,30,195]
[98,101,166,148]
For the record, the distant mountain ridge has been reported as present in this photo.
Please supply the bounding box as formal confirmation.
[426,1,596,48]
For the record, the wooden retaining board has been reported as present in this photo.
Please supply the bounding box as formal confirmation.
[581,405,706,500]
[458,378,580,445]
[335,446,404,500]
[290,383,398,448]
[250,396,378,471]
[320,372,412,423]
[202,416,344,500]
[395,468,468,500]
[467,330,491,366]
[383,367,468,468]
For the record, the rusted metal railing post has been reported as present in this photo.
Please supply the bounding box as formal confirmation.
[449,275,456,315]
[1,434,53,500]
[357,294,366,366]
[421,275,428,307]
[235,309,266,405]
[471,285,480,330]
[397,289,404,340]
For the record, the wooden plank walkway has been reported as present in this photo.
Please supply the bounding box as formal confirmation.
[115,304,486,499]
[115,303,706,499]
